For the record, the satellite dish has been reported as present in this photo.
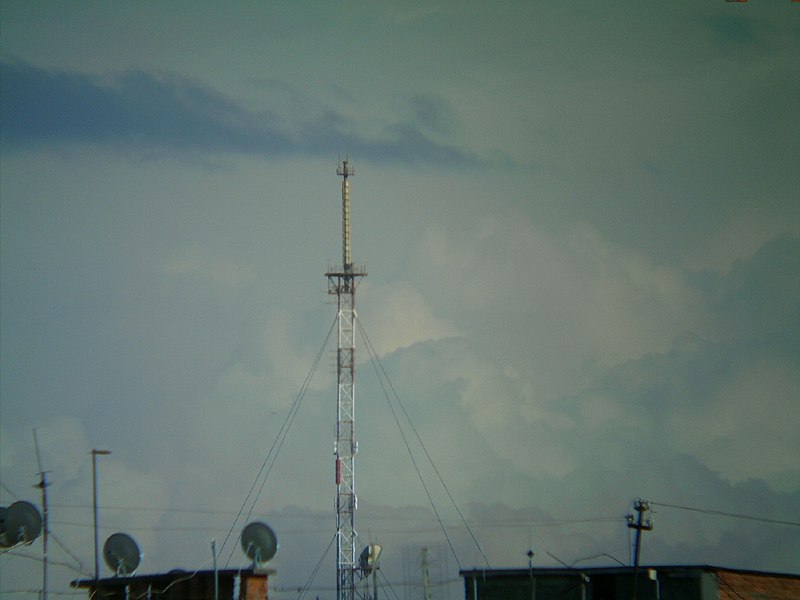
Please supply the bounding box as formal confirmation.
[103,532,141,576]
[240,521,278,565]
[0,506,8,547]
[360,544,382,573]
[0,501,42,546]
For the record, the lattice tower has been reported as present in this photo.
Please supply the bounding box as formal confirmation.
[325,159,367,600]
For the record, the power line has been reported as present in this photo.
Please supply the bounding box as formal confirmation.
[47,517,620,536]
[650,501,800,527]
[359,319,490,568]
[295,533,337,600]
[361,330,463,572]
[1,480,21,500]
[46,506,618,528]
[219,316,336,568]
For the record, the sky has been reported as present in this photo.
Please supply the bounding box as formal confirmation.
[1,1,799,598]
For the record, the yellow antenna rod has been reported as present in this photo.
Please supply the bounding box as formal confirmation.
[337,159,354,271]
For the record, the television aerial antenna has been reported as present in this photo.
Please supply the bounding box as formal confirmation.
[103,532,141,576]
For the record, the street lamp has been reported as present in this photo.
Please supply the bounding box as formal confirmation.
[91,449,111,583]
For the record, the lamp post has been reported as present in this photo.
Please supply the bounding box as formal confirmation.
[527,550,535,600]
[91,449,111,584]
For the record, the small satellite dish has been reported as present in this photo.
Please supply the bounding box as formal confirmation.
[240,521,278,565]
[0,501,42,546]
[359,544,382,573]
[0,506,8,547]
[103,532,141,576]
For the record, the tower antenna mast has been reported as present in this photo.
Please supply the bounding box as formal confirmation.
[326,159,367,600]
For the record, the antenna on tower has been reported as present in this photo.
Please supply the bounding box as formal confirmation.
[336,158,354,272]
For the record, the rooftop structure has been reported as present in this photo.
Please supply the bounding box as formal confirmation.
[461,565,800,600]
[72,568,274,600]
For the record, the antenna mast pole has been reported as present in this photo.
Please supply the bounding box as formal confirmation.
[326,159,367,600]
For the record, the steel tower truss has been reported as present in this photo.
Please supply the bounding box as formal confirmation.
[326,160,367,600]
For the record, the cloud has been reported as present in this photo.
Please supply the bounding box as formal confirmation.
[359,281,460,356]
[163,244,255,287]
[410,216,712,406]
[0,59,291,155]
[0,59,485,167]
[409,94,460,136]
[352,225,800,564]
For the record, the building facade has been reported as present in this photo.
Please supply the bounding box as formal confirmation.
[461,565,800,600]
[72,568,273,600]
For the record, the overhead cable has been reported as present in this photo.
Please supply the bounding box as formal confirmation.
[650,501,800,527]
[220,316,337,567]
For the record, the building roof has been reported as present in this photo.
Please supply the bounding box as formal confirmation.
[459,565,800,580]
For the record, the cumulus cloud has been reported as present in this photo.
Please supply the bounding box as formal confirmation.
[359,280,460,356]
[345,224,800,572]
[411,215,712,406]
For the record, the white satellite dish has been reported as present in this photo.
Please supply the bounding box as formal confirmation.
[240,521,278,565]
[0,501,42,547]
[103,532,141,576]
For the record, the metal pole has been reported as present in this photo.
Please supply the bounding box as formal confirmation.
[527,550,535,600]
[211,539,219,600]
[91,449,111,585]
[39,470,49,600]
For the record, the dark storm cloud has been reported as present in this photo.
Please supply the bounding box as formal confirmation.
[0,59,481,167]
[409,94,459,136]
[0,59,292,154]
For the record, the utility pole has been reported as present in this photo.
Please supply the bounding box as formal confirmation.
[326,159,367,600]
[33,430,49,600]
[627,499,653,600]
